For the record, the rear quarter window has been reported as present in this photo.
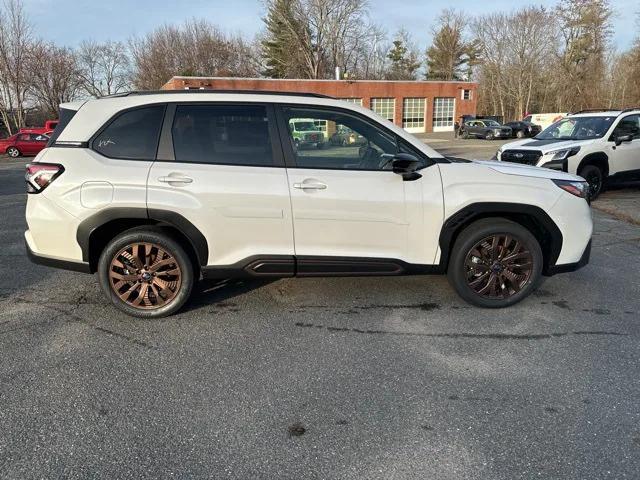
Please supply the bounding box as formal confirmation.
[93,105,165,160]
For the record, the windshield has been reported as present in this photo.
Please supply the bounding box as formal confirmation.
[536,116,615,140]
[484,120,500,127]
[293,121,317,132]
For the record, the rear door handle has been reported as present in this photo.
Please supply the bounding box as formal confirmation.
[293,182,327,190]
[158,175,193,184]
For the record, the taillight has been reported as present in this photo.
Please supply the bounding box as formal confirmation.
[25,163,64,194]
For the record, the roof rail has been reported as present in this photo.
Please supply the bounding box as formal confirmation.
[569,108,620,115]
[99,89,334,99]
[620,107,640,114]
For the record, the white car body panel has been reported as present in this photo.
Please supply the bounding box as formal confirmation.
[26,93,593,279]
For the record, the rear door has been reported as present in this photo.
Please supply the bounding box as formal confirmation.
[147,103,294,267]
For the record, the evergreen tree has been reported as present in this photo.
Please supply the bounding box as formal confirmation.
[385,31,421,80]
[261,0,308,78]
[425,10,478,81]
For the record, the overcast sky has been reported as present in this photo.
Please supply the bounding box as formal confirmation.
[28,0,638,52]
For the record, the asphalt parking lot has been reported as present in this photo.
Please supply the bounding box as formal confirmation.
[1,147,640,479]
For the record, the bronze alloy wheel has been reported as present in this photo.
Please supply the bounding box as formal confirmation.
[108,242,182,309]
[464,234,534,299]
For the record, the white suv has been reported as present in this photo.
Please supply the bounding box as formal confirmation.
[496,109,640,199]
[25,91,593,317]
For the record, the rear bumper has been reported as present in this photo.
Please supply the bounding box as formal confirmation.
[25,237,90,273]
[545,239,591,276]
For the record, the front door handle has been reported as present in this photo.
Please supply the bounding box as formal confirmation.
[158,175,193,184]
[293,182,327,190]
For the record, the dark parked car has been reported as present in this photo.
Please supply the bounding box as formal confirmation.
[504,121,542,139]
[329,126,365,146]
[461,120,512,140]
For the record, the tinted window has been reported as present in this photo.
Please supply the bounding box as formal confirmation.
[612,115,640,140]
[283,107,399,170]
[172,104,274,166]
[94,105,165,160]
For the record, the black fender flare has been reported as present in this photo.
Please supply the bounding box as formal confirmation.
[438,202,563,274]
[577,152,609,177]
[76,207,209,267]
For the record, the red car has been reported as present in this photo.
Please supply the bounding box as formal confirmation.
[0,132,49,158]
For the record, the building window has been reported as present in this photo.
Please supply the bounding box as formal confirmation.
[370,98,395,122]
[433,97,455,130]
[339,98,363,106]
[402,98,426,129]
[462,89,472,100]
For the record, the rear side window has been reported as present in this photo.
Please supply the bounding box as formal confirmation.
[93,105,165,160]
[47,107,78,147]
[171,104,274,166]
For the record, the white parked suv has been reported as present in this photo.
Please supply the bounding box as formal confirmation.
[496,109,640,199]
[25,91,593,318]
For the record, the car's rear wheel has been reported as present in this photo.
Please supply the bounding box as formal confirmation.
[98,229,194,318]
[462,131,469,139]
[447,219,543,308]
[579,165,604,200]
[7,147,20,158]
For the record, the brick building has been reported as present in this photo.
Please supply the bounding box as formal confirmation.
[161,76,478,134]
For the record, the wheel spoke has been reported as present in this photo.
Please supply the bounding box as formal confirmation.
[109,241,182,310]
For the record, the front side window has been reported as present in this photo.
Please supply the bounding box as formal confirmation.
[537,116,616,141]
[93,105,165,160]
[612,115,640,140]
[283,106,399,170]
[171,104,274,166]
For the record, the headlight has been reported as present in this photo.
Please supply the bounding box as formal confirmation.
[547,146,580,161]
[552,179,588,199]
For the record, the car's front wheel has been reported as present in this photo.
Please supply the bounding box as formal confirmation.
[485,132,495,140]
[447,219,543,308]
[6,147,20,158]
[516,130,525,138]
[98,228,194,318]
[579,165,604,200]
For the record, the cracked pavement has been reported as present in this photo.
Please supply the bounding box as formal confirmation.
[1,158,640,479]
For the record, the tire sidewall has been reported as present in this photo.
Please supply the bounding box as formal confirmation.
[447,220,543,308]
[7,147,19,157]
[580,165,603,200]
[98,229,194,318]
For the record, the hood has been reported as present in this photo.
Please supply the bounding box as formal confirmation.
[473,159,584,181]
[501,137,597,152]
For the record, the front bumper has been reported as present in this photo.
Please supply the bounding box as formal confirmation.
[545,239,591,275]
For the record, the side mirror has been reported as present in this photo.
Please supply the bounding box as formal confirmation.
[614,134,633,146]
[391,153,422,181]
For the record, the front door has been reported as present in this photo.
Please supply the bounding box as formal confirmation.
[609,114,640,178]
[278,105,441,267]
[147,103,294,267]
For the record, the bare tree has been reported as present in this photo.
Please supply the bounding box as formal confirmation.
[130,20,260,90]
[0,0,32,134]
[77,40,131,97]
[29,42,81,117]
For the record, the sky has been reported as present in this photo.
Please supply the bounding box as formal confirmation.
[27,0,638,52]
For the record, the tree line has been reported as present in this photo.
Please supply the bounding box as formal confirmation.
[0,0,638,134]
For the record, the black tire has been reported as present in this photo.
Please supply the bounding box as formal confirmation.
[7,147,20,158]
[579,164,604,200]
[485,131,495,140]
[447,218,543,308]
[98,228,195,318]
[462,131,469,139]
